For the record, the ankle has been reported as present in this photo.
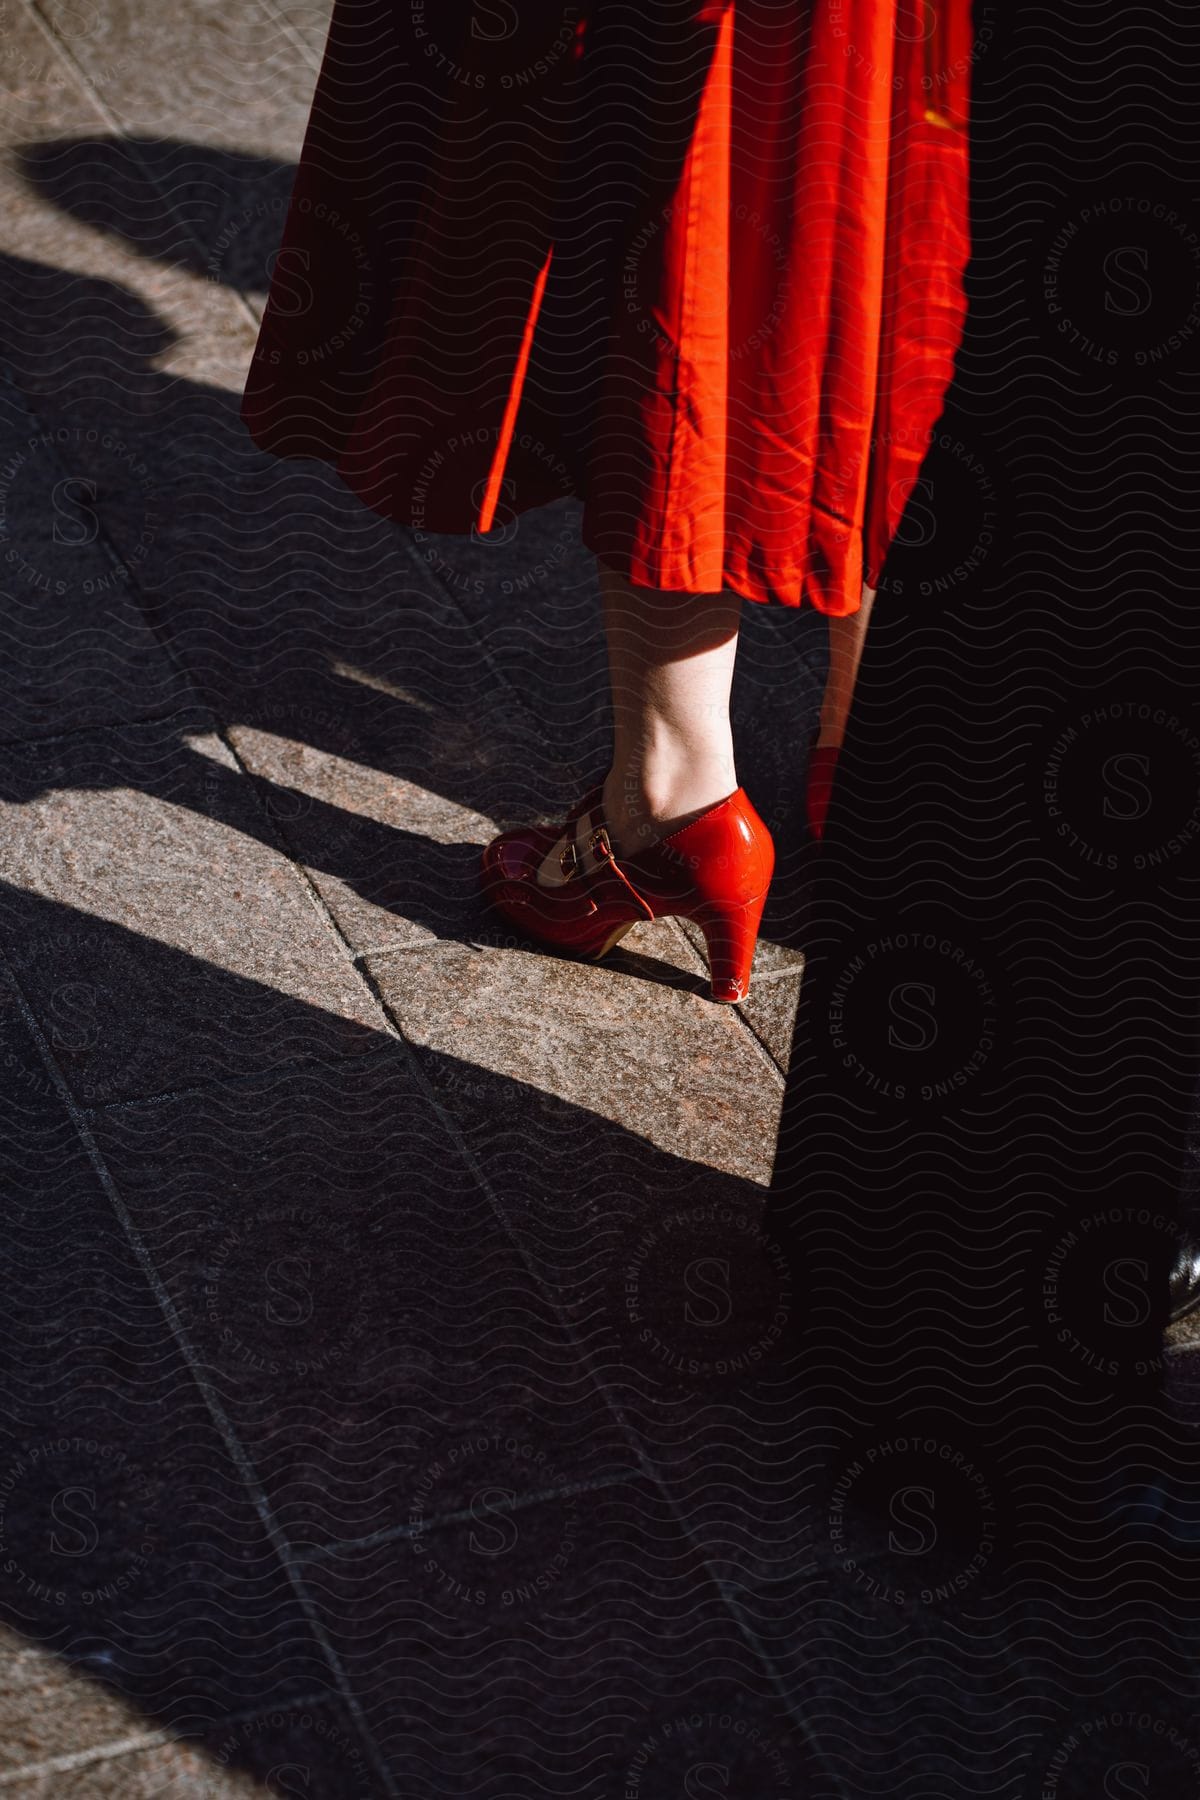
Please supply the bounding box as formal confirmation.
[602,758,737,859]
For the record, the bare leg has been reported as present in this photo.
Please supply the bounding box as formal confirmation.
[538,558,742,882]
[817,583,877,748]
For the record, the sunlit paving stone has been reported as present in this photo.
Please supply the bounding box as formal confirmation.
[369,932,783,1188]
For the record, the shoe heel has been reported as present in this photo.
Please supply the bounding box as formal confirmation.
[695,890,768,1004]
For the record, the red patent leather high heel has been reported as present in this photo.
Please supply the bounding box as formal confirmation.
[479,782,775,1003]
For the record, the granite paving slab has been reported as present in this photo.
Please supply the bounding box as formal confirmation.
[774,1584,1052,1797]
[303,1476,838,1799]
[0,238,262,657]
[2,1716,374,1799]
[0,368,193,743]
[15,128,295,309]
[0,1635,159,1777]
[1,0,270,389]
[0,1656,372,1799]
[36,0,317,171]
[0,1,298,737]
[367,934,783,1193]
[90,1043,636,1553]
[0,992,331,1738]
[361,930,825,1613]
[606,1682,834,1800]
[675,914,806,1073]
[1,1743,260,1799]
[0,713,386,1106]
[611,1391,829,1635]
[1012,1690,1200,1800]
[221,658,573,959]
[404,506,617,762]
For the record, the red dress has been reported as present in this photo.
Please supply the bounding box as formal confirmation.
[240,1,972,615]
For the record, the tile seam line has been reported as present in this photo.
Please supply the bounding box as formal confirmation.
[303,1469,639,1565]
[209,721,398,987]
[346,952,848,1798]
[0,951,400,1800]
[354,938,793,1086]
[0,1730,174,1789]
[0,700,206,753]
[0,692,215,757]
[24,0,264,337]
[0,1688,336,1787]
[358,932,801,989]
[724,1001,792,1087]
[77,1040,400,1116]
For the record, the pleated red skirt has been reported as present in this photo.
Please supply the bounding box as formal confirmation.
[240,1,972,614]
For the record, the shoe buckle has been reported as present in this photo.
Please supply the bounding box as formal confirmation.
[559,823,612,880]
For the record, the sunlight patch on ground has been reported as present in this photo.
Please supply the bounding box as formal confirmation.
[0,1627,262,1792]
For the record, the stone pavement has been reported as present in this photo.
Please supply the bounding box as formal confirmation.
[1,5,1197,1798]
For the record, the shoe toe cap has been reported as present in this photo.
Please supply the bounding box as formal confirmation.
[480,826,541,899]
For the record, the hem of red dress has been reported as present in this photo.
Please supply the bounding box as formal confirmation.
[580,529,868,616]
[580,507,867,614]
[240,402,869,617]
